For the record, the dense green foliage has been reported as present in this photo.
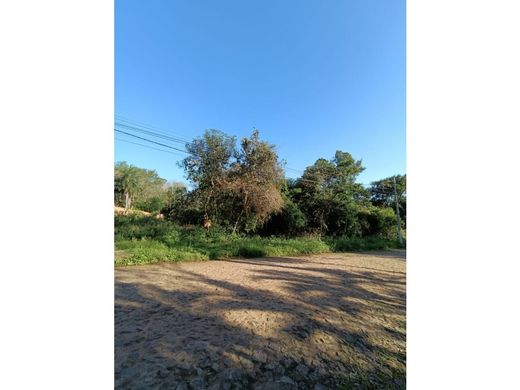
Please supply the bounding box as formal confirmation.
[115,129,406,255]
[115,215,404,266]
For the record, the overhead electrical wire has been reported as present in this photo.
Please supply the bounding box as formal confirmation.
[115,122,189,145]
[114,129,190,154]
[115,116,192,142]
[115,137,186,157]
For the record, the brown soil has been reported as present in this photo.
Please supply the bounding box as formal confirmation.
[115,251,406,389]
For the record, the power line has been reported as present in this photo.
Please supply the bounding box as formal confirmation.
[114,129,190,154]
[115,116,192,142]
[115,122,189,145]
[115,116,192,140]
[115,137,186,157]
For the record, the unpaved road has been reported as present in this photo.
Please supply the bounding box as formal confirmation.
[115,251,406,389]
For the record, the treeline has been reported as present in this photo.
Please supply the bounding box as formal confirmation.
[115,129,406,239]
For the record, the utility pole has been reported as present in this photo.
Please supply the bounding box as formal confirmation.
[393,176,403,244]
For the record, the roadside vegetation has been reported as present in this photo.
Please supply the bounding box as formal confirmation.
[115,215,403,266]
[114,129,406,266]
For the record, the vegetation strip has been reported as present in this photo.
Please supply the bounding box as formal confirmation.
[115,215,404,266]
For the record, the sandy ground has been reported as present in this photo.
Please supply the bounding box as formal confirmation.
[115,251,406,389]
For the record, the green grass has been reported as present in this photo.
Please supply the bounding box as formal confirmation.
[115,240,209,266]
[114,215,405,266]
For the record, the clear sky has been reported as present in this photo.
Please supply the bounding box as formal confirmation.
[115,0,406,185]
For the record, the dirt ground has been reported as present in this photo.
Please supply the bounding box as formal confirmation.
[115,251,406,389]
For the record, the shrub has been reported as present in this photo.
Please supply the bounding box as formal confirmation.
[237,245,267,258]
[259,200,308,237]
[114,215,404,266]
[330,236,405,252]
[114,215,178,240]
[136,196,166,213]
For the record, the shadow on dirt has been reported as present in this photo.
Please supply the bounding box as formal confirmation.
[115,253,406,389]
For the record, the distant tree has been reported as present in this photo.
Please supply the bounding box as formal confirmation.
[114,162,166,211]
[134,174,168,212]
[370,174,406,224]
[163,182,188,210]
[114,162,141,210]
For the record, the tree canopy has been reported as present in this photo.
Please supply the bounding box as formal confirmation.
[115,131,406,239]
[180,129,285,232]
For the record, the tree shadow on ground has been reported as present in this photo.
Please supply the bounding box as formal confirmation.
[358,250,406,260]
[115,253,406,389]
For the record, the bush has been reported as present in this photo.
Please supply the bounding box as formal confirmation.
[136,196,166,213]
[237,245,267,258]
[258,200,308,237]
[330,236,405,251]
[114,215,404,266]
[114,215,178,240]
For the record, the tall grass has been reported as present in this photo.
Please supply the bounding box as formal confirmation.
[114,215,405,266]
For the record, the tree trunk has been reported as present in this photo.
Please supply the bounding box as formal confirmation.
[125,192,131,210]
[232,193,248,235]
[232,209,243,235]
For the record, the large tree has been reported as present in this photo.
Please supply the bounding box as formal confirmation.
[180,129,285,232]
[295,151,370,236]
[180,129,236,222]
[227,130,285,233]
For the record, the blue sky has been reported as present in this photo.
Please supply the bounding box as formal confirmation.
[115,0,406,185]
